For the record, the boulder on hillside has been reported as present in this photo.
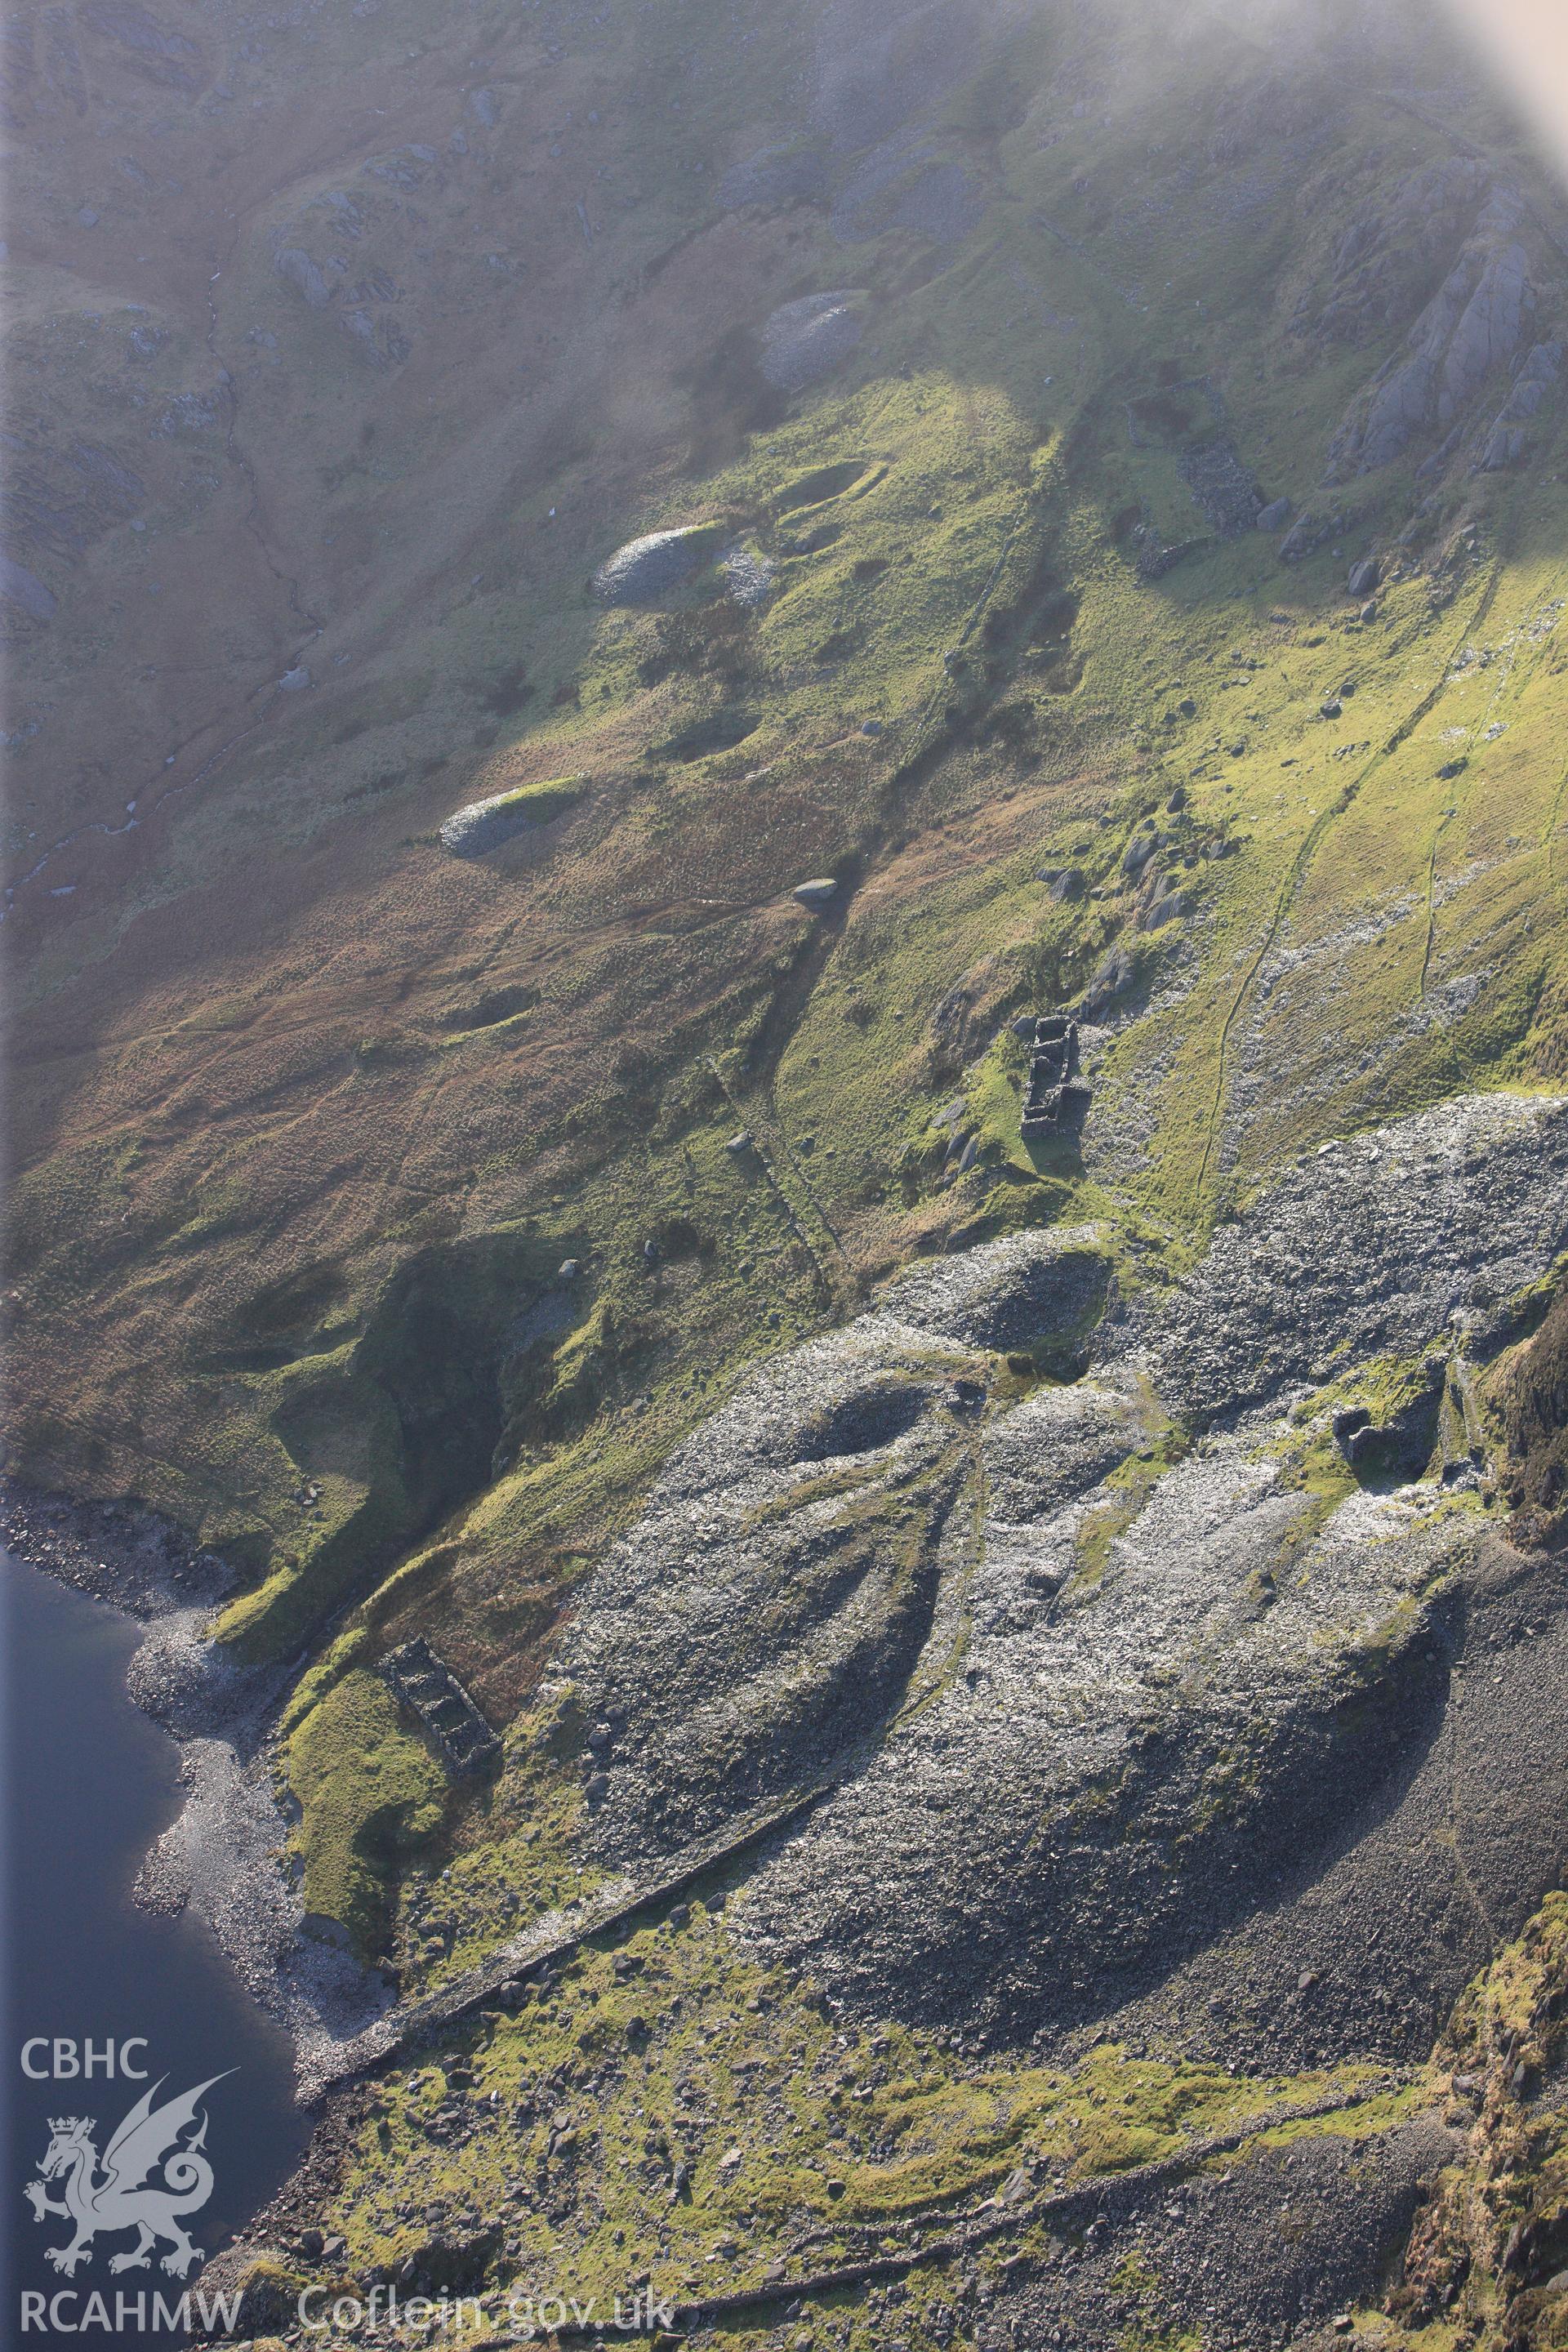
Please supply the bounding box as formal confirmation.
[274,245,331,309]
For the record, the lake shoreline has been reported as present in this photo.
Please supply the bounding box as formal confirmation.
[0,1477,394,2101]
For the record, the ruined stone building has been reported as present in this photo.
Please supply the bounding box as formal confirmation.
[382,1637,502,1776]
[1020,1015,1092,1141]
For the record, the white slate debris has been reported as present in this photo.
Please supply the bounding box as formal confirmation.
[590,528,709,605]
[566,1093,1568,2037]
[720,542,775,609]
[439,790,557,858]
[757,291,864,391]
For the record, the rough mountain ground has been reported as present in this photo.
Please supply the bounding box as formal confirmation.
[11,0,1568,2345]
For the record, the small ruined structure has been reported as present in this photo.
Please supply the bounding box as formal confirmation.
[1020,1015,1092,1141]
[381,1637,501,1776]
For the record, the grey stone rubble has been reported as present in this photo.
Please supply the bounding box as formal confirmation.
[756,291,864,391]
[1178,436,1263,535]
[719,542,775,609]
[381,1637,501,1776]
[439,789,568,859]
[565,1092,1568,2063]
[590,527,709,605]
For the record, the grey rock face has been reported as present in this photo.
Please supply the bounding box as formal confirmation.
[590,528,708,605]
[570,1094,1568,2040]
[757,292,864,392]
[1255,495,1292,531]
[1311,158,1488,346]
[1478,339,1561,467]
[719,145,826,212]
[274,245,332,309]
[1328,191,1538,476]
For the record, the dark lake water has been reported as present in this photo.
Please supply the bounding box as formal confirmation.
[4,1550,309,2344]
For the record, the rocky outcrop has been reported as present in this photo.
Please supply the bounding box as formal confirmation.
[568,1094,1568,2049]
[1326,189,1543,479]
[1305,158,1490,347]
[1480,338,1562,469]
[274,244,331,310]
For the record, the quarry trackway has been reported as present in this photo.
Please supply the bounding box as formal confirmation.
[464,2081,1430,2347]
[1193,559,1507,1200]
[42,1086,1560,2113]
[11,1086,1568,2158]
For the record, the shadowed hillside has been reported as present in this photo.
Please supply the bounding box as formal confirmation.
[10,0,1568,2344]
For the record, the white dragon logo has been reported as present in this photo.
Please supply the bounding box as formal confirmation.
[24,2074,231,2278]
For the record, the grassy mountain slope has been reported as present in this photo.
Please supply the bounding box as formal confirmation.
[10,0,1568,2339]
